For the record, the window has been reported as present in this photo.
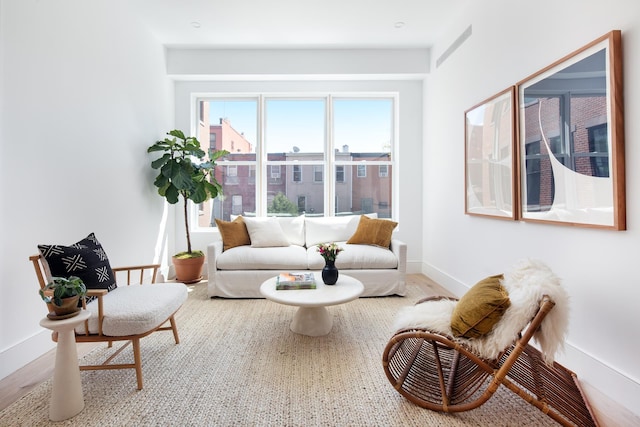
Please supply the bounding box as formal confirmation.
[297,196,306,213]
[587,124,609,177]
[209,132,216,151]
[196,94,396,226]
[270,165,281,179]
[293,165,302,182]
[249,166,256,185]
[232,195,242,215]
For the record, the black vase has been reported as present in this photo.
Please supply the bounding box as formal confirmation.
[322,260,339,285]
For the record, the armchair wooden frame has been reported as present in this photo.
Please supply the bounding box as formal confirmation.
[30,255,182,390]
[382,295,599,427]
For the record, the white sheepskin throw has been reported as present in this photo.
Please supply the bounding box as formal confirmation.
[393,259,569,364]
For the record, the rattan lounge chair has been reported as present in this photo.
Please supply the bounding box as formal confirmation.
[382,260,599,427]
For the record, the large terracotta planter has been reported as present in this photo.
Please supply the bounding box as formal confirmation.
[172,255,204,284]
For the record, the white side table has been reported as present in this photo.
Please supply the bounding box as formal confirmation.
[39,310,91,422]
[260,273,364,336]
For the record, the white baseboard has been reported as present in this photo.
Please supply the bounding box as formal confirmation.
[0,330,55,382]
[421,262,640,423]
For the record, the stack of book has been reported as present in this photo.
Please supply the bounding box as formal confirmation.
[276,272,317,290]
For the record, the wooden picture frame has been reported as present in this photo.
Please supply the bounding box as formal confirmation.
[465,87,516,219]
[516,30,625,229]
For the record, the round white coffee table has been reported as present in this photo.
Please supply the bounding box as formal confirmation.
[260,272,364,336]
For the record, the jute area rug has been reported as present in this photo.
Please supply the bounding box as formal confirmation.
[0,280,556,427]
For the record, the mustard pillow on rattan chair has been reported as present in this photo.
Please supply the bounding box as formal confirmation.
[450,274,511,339]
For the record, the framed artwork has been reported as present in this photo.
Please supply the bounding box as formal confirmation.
[465,87,516,219]
[516,30,625,229]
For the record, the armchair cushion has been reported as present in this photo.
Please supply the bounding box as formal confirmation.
[450,274,510,339]
[75,283,188,336]
[38,233,117,304]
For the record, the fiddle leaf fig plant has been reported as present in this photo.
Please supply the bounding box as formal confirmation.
[39,276,87,306]
[148,129,229,256]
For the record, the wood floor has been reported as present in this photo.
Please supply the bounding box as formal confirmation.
[1,274,637,427]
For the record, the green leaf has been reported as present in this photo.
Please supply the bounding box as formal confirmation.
[189,182,208,204]
[164,184,180,204]
[172,167,195,190]
[151,153,170,169]
[209,149,230,161]
[168,129,186,140]
[154,174,169,189]
[204,180,220,198]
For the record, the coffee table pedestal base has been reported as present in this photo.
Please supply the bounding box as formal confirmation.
[290,306,332,336]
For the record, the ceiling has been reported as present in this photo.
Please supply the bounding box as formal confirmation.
[127,0,468,49]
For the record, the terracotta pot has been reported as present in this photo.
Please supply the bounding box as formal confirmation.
[52,295,81,316]
[172,255,204,284]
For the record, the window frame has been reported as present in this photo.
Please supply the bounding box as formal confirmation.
[192,92,398,226]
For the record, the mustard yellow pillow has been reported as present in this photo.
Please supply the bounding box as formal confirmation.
[450,274,510,339]
[215,217,251,251]
[346,215,398,248]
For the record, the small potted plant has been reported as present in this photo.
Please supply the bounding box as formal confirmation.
[39,276,87,317]
[148,129,229,283]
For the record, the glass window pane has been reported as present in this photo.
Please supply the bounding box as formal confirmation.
[334,98,393,156]
[199,99,257,225]
[265,99,325,154]
[335,165,393,218]
[207,99,257,154]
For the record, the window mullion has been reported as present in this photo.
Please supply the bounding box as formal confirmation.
[257,94,266,216]
[326,95,334,216]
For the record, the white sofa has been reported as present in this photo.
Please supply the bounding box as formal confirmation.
[206,214,407,298]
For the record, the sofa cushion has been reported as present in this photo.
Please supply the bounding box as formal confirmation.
[243,217,290,248]
[451,274,511,339]
[346,215,398,248]
[75,282,188,336]
[215,217,251,251]
[307,243,398,270]
[305,214,377,247]
[216,245,308,270]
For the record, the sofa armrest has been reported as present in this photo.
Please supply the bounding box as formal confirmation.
[390,238,407,273]
[207,240,224,281]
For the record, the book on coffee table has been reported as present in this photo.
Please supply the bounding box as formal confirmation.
[276,272,317,290]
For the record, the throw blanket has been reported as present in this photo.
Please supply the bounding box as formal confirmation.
[394,259,569,364]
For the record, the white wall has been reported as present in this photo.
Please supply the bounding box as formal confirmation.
[0,0,172,380]
[424,0,640,416]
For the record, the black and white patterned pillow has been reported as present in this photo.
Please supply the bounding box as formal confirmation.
[38,233,117,304]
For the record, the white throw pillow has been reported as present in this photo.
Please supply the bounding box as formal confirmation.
[243,217,290,248]
[277,215,306,246]
[305,213,378,247]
